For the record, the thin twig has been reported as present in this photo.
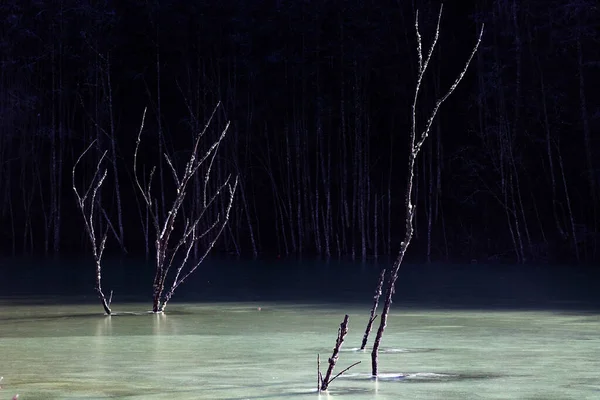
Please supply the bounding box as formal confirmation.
[317,354,321,391]
[327,361,361,386]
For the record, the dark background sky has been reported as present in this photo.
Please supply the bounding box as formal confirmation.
[0,0,598,266]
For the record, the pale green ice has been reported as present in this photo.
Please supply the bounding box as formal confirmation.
[0,299,599,399]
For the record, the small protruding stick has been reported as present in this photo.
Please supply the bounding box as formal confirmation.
[360,268,386,350]
[319,315,360,391]
[322,315,349,388]
[317,354,321,391]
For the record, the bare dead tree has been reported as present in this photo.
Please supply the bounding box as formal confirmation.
[72,140,113,315]
[318,315,360,392]
[134,102,238,313]
[370,5,484,376]
[360,268,386,350]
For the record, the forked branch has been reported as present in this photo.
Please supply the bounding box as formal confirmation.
[318,315,360,391]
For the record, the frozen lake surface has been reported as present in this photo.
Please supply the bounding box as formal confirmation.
[1,298,599,399]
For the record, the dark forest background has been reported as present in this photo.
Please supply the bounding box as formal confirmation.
[0,0,598,265]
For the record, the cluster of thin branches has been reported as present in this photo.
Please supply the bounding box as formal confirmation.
[73,102,237,314]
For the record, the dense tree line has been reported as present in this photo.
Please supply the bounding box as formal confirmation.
[0,0,598,264]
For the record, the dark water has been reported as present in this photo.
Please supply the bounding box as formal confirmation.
[0,257,598,310]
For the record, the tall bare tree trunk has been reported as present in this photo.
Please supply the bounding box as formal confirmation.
[371,7,483,376]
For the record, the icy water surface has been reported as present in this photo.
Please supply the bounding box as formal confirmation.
[0,299,599,399]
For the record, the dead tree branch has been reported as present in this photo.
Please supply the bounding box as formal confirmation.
[360,268,386,350]
[318,315,360,391]
[133,102,238,313]
[371,4,484,376]
[72,140,113,315]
